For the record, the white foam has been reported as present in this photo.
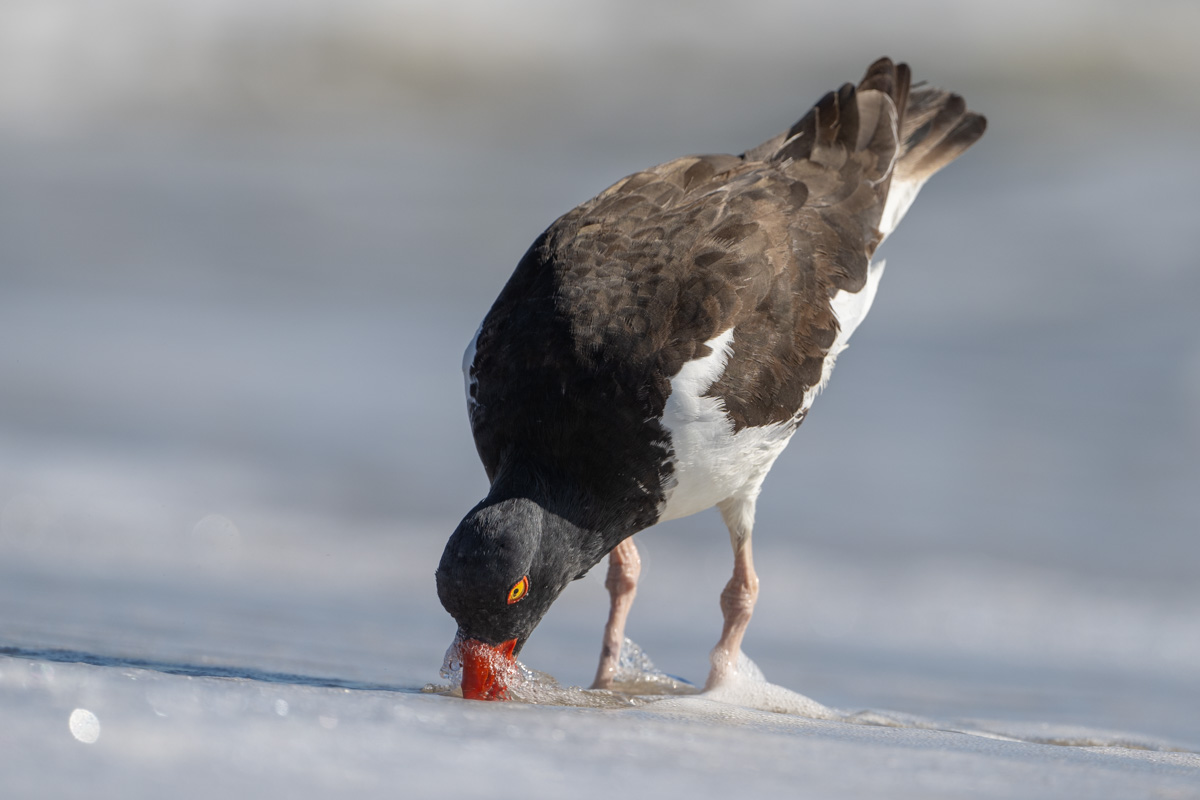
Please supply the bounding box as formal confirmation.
[433,638,651,708]
[697,650,839,719]
[433,637,1191,754]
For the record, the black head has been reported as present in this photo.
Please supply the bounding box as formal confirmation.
[436,495,582,655]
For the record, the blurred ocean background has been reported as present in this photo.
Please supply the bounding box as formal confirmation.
[1,1,1199,796]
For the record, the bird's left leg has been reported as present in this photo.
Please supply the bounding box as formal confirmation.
[706,495,760,690]
[591,536,641,690]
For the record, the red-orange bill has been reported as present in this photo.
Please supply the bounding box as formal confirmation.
[458,637,518,701]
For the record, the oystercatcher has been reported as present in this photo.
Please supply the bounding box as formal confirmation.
[437,58,985,700]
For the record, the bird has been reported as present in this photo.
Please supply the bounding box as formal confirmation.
[436,57,986,700]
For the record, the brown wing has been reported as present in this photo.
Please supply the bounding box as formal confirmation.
[535,60,920,432]
[467,58,983,519]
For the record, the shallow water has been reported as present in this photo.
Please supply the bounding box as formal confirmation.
[4,639,1197,800]
[430,638,1193,752]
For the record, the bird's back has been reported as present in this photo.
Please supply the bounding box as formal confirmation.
[464,58,985,540]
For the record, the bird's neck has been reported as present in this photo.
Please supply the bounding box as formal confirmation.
[485,455,628,568]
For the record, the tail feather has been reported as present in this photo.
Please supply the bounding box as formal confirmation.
[862,58,986,238]
[743,57,985,240]
[895,87,986,182]
[857,58,911,126]
[906,110,988,180]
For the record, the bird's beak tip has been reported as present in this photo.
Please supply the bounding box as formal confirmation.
[458,637,519,701]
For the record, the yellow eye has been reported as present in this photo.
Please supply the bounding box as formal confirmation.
[507,575,529,605]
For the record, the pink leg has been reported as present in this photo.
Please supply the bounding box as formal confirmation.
[706,497,760,689]
[591,537,641,690]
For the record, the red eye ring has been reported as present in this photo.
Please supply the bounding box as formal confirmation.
[507,575,529,605]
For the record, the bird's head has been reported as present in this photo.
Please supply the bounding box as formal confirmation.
[436,495,582,700]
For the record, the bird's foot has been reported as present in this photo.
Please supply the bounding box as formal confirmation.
[704,645,741,691]
[590,656,617,691]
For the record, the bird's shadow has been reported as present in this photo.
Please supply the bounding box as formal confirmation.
[0,644,420,693]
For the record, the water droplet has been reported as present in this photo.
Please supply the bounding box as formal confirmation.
[607,638,696,695]
[69,708,100,744]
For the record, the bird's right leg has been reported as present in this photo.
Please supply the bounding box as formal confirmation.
[590,537,641,690]
[707,495,760,689]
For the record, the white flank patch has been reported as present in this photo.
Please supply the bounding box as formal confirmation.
[462,322,483,413]
[878,177,926,240]
[658,329,794,523]
[795,257,886,421]
[829,259,884,354]
[658,264,885,524]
